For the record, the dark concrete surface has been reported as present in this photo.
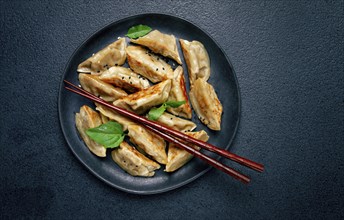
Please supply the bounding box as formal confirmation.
[1,0,343,219]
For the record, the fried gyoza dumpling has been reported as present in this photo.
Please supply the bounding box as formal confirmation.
[113,79,171,114]
[166,66,192,119]
[179,39,210,86]
[79,73,128,102]
[95,103,135,131]
[126,45,173,83]
[99,66,150,93]
[165,130,209,172]
[189,79,223,130]
[111,141,160,177]
[156,112,196,133]
[75,105,106,157]
[128,124,167,164]
[99,112,109,124]
[78,38,126,75]
[131,30,182,64]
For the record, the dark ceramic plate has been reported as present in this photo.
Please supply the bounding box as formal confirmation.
[58,13,240,195]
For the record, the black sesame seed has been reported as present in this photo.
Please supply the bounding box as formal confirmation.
[115,63,118,66]
[122,77,124,80]
[156,68,158,71]
[162,67,165,70]
[129,76,131,79]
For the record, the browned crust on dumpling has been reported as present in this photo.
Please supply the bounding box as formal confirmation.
[79,73,128,102]
[128,124,167,164]
[166,66,192,119]
[156,112,196,133]
[75,105,106,157]
[99,66,150,93]
[111,141,160,177]
[179,39,210,87]
[95,103,136,131]
[78,38,126,75]
[189,79,223,130]
[113,79,171,114]
[126,45,173,83]
[131,30,182,64]
[165,130,209,172]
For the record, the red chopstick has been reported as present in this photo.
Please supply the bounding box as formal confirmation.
[64,80,264,183]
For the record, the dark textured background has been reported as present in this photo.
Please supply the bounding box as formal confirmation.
[1,0,343,219]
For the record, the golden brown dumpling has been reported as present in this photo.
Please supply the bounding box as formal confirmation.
[156,112,196,133]
[179,39,210,86]
[127,124,167,164]
[126,45,173,83]
[131,30,182,64]
[113,79,171,114]
[189,79,223,130]
[111,141,160,177]
[79,73,127,102]
[78,38,126,75]
[99,112,109,124]
[165,130,209,172]
[75,105,106,157]
[99,66,150,93]
[166,66,192,119]
[95,103,135,131]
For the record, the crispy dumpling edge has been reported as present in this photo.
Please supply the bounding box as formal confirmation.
[75,105,107,157]
[189,78,223,130]
[111,141,161,177]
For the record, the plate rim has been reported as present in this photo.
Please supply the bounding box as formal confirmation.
[58,12,241,195]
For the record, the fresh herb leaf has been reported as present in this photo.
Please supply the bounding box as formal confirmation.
[86,121,125,148]
[148,100,186,120]
[148,105,167,121]
[164,100,186,108]
[126,24,152,39]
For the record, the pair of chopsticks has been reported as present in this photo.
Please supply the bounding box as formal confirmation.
[64,80,264,184]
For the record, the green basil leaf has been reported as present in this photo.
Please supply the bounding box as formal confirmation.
[164,100,186,108]
[86,121,124,148]
[147,100,186,120]
[105,134,125,148]
[126,24,152,39]
[87,121,123,134]
[148,105,166,121]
